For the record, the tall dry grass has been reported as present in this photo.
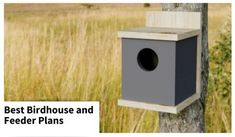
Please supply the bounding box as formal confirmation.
[4,4,231,132]
[4,7,158,132]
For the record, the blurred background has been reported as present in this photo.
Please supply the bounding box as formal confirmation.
[4,3,231,132]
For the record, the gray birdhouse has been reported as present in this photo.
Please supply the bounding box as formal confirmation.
[118,11,202,114]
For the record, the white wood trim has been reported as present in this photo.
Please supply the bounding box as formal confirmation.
[118,28,200,41]
[196,34,202,94]
[177,30,200,41]
[118,93,200,114]
[146,11,201,29]
[176,93,200,113]
[118,31,178,41]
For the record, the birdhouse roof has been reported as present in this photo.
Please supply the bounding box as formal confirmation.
[118,27,200,41]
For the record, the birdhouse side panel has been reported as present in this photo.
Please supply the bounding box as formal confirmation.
[175,36,197,105]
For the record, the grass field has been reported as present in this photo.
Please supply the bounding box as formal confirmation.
[4,4,231,132]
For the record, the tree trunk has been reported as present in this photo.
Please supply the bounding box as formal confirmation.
[159,4,209,132]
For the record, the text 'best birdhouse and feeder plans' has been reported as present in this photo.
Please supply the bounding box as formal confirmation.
[118,11,202,114]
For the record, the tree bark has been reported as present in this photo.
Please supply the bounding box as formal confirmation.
[159,4,209,132]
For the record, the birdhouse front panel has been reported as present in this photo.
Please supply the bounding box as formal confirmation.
[121,35,197,106]
[122,38,176,106]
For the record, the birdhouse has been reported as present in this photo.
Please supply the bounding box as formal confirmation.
[118,11,202,114]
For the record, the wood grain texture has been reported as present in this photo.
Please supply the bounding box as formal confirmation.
[146,11,201,29]
[118,27,200,41]
[159,3,209,133]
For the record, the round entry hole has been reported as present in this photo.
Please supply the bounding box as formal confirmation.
[137,48,158,71]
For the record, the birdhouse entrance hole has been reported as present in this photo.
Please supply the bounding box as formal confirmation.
[137,48,158,71]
